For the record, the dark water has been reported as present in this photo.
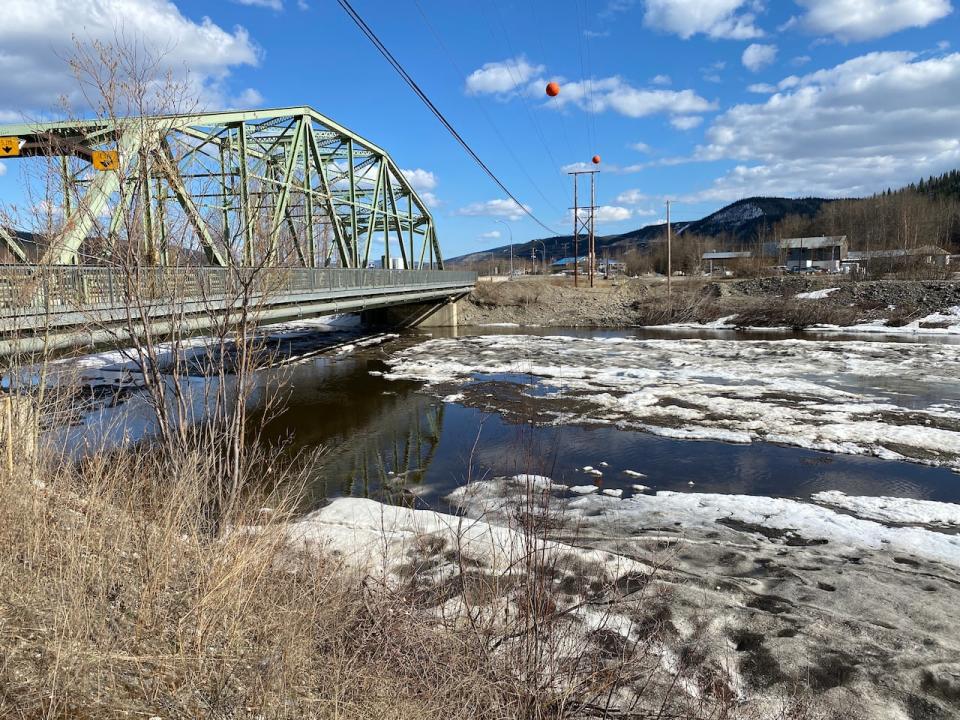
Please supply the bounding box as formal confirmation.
[257,326,960,510]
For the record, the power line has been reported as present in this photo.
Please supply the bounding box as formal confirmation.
[485,1,568,201]
[335,0,560,236]
[413,0,565,217]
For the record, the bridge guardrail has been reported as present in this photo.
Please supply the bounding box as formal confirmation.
[0,267,477,317]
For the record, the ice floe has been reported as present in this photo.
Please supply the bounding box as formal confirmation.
[384,334,960,470]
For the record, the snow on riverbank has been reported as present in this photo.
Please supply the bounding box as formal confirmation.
[384,334,960,470]
[813,490,960,527]
[286,492,642,580]
[285,480,960,718]
[653,305,960,336]
[451,479,960,567]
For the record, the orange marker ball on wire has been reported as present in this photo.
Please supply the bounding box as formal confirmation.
[545,81,560,97]
[592,155,601,165]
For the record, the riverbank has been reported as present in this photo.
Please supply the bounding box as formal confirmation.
[297,480,960,720]
[459,277,960,334]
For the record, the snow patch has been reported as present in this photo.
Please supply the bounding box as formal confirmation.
[795,287,840,300]
[813,491,960,527]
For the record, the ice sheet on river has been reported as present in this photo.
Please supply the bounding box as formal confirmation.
[384,335,960,470]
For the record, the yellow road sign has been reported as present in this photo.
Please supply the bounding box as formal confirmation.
[91,150,119,171]
[0,137,21,157]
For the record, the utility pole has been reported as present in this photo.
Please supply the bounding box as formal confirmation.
[573,175,579,288]
[589,170,596,287]
[666,200,672,297]
[569,169,599,289]
[495,219,513,276]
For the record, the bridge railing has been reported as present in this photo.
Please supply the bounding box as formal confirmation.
[0,266,477,317]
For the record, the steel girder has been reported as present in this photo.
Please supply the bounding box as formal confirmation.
[0,106,443,269]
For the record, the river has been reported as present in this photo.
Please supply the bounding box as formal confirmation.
[254,325,960,512]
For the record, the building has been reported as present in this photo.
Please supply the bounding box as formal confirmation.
[845,245,951,274]
[702,250,752,275]
[550,256,588,273]
[780,236,848,272]
[596,258,626,276]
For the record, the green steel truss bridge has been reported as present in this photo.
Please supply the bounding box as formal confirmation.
[0,107,475,352]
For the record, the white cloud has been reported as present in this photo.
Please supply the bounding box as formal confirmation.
[631,141,653,153]
[701,60,727,84]
[0,0,260,117]
[400,168,438,193]
[670,115,704,130]
[549,76,716,118]
[455,199,532,220]
[230,87,264,107]
[651,74,672,85]
[562,161,604,172]
[643,0,764,39]
[465,56,545,96]
[742,43,778,72]
[691,50,960,200]
[792,0,952,41]
[615,189,649,204]
[233,0,282,9]
[478,230,502,240]
[0,162,6,177]
[747,82,777,93]
[466,59,714,123]
[573,206,633,224]
[792,55,812,66]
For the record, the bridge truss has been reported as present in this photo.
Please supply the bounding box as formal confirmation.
[0,106,443,269]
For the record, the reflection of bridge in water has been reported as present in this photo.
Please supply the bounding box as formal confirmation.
[256,355,445,507]
[0,107,475,353]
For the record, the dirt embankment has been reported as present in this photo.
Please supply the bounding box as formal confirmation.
[458,277,960,330]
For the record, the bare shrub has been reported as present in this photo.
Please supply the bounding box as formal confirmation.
[733,298,860,330]
[471,279,551,307]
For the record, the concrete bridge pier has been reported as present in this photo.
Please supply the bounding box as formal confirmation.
[361,297,462,329]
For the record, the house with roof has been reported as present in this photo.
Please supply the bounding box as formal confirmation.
[780,236,848,272]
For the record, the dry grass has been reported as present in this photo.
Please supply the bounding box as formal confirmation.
[0,442,505,719]
[470,279,556,308]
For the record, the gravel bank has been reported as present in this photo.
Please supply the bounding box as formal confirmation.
[458,277,960,330]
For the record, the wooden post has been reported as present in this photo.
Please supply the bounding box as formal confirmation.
[1,395,36,475]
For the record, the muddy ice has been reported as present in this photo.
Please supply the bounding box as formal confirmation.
[450,478,960,719]
[293,478,960,719]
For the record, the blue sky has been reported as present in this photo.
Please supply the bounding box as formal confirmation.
[2,0,959,256]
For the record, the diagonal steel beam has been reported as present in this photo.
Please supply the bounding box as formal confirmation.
[156,142,230,267]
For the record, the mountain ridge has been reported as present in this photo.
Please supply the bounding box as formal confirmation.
[446,196,832,266]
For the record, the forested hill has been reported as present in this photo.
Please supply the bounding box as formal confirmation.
[901,170,960,200]
[447,196,830,266]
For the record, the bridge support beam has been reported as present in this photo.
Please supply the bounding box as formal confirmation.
[361,297,461,329]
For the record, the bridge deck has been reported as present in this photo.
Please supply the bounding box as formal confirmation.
[0,267,475,352]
